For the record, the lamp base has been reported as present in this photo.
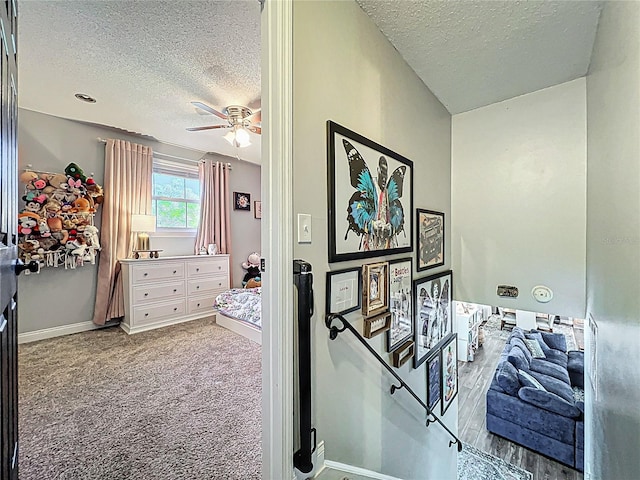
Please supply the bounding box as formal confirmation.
[136,233,150,251]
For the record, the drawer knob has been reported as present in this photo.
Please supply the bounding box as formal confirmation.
[196,285,200,289]
[144,273,148,276]
[196,268,200,272]
[197,303,201,307]
[218,283,222,286]
[144,293,149,297]
[173,270,177,274]
[173,289,177,293]
[218,266,221,270]
[174,307,178,311]
[145,313,149,317]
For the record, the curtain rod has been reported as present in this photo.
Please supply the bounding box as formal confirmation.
[97,137,232,169]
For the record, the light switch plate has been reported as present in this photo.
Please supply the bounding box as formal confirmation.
[297,214,312,243]
[532,285,553,303]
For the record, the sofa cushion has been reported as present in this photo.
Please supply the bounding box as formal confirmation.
[524,339,546,358]
[510,337,532,363]
[544,349,569,368]
[518,387,581,418]
[511,326,526,341]
[496,361,521,396]
[507,344,531,371]
[529,371,575,403]
[526,332,553,355]
[518,369,546,390]
[568,351,585,388]
[530,330,567,352]
[530,358,571,385]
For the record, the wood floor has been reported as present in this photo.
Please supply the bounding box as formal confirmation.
[458,326,583,480]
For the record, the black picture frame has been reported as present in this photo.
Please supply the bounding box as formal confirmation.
[426,348,441,412]
[326,267,362,316]
[327,121,414,263]
[440,333,458,416]
[413,270,453,368]
[387,257,413,353]
[416,209,445,271]
[233,192,251,211]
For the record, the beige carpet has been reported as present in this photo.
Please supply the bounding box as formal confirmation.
[18,318,262,480]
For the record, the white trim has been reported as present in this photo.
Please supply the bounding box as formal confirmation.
[18,321,101,344]
[324,460,404,480]
[215,312,262,345]
[261,1,294,479]
[119,313,215,335]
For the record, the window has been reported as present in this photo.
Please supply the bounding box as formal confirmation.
[152,159,200,231]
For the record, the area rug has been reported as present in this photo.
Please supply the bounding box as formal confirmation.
[18,318,262,480]
[458,443,533,480]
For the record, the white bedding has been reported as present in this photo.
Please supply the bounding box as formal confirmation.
[213,287,262,329]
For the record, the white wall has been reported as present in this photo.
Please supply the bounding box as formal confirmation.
[585,2,640,478]
[451,79,587,317]
[293,2,455,478]
[17,108,260,334]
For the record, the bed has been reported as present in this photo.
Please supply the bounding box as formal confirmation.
[213,287,262,344]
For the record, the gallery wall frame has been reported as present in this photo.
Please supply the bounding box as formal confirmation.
[392,340,415,368]
[254,201,262,219]
[413,269,453,368]
[387,257,413,353]
[327,121,414,263]
[326,267,362,316]
[362,261,389,318]
[426,348,442,412]
[234,192,251,211]
[440,333,459,415]
[363,311,392,339]
[416,208,445,271]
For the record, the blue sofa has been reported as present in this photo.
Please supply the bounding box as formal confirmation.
[486,327,584,471]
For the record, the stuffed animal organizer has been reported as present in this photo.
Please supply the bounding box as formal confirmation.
[17,163,104,270]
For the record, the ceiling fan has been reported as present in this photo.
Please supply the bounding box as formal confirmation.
[187,102,261,148]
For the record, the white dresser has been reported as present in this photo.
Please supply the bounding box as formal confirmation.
[120,254,230,334]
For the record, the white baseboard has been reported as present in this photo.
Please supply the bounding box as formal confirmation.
[18,321,101,344]
[323,460,403,480]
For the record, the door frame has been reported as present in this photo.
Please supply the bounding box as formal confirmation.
[261,1,295,479]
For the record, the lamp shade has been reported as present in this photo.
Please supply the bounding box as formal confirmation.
[131,214,156,233]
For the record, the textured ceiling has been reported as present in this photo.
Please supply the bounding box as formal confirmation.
[356,0,604,114]
[18,0,262,163]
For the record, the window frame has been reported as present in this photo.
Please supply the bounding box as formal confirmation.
[151,158,201,236]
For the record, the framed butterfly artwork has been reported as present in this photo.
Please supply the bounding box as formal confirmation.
[327,121,414,263]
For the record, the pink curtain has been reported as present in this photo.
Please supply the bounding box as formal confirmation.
[93,139,153,325]
[195,160,232,281]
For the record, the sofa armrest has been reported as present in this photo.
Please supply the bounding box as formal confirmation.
[518,387,581,418]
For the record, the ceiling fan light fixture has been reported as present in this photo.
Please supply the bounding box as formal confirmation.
[224,126,251,148]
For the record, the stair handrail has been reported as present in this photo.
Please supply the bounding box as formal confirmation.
[325,313,463,452]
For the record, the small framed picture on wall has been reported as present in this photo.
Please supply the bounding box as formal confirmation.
[254,201,262,219]
[326,267,362,316]
[362,261,389,318]
[234,192,251,211]
[416,209,445,271]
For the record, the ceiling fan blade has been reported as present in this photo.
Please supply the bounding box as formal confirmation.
[246,109,261,123]
[191,102,228,120]
[186,125,229,132]
[248,125,262,135]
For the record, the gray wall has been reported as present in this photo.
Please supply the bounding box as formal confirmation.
[451,79,587,318]
[585,2,640,478]
[293,2,455,478]
[18,108,260,334]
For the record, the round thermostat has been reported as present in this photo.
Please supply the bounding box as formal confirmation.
[532,285,553,303]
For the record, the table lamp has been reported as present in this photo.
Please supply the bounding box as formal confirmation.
[131,214,156,251]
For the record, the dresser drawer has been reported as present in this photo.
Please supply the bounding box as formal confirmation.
[133,299,186,325]
[187,297,215,315]
[132,281,185,304]
[132,262,185,283]
[187,276,229,296]
[187,258,228,276]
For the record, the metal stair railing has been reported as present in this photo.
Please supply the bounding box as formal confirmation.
[325,313,463,452]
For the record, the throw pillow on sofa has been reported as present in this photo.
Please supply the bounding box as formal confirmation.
[528,370,575,403]
[496,361,521,395]
[518,387,581,418]
[530,358,571,385]
[524,339,546,358]
[525,332,552,355]
[517,369,546,390]
[510,337,533,363]
[530,329,567,352]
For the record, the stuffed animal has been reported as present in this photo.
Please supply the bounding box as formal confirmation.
[82,225,100,250]
[242,266,261,287]
[85,179,104,205]
[18,212,40,235]
[22,194,47,215]
[72,197,92,213]
[241,252,262,287]
[65,163,86,183]
[38,218,51,237]
[245,277,261,289]
[19,170,38,187]
[47,173,69,190]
